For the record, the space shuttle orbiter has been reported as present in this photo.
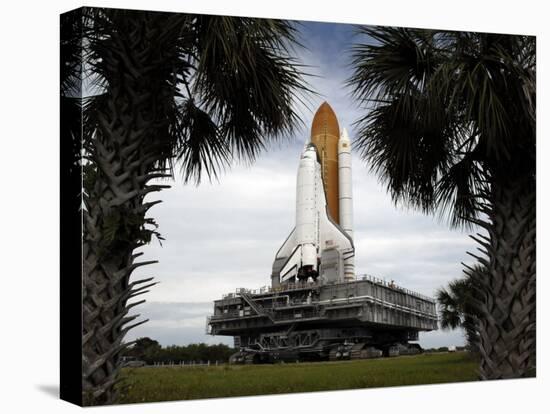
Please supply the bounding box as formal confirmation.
[271,102,355,286]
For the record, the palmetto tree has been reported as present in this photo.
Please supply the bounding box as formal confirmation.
[348,28,535,379]
[67,8,311,405]
[436,269,482,353]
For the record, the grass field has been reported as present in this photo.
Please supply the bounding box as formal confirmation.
[117,352,479,404]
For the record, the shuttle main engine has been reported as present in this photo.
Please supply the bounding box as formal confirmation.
[208,102,438,364]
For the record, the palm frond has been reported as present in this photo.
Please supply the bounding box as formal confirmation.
[436,272,481,331]
[348,27,439,105]
[61,10,84,97]
[436,286,462,330]
[353,86,453,213]
[192,16,314,162]
[176,99,231,184]
[435,150,487,228]
[348,26,535,227]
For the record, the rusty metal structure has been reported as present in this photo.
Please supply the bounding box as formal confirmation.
[310,102,341,223]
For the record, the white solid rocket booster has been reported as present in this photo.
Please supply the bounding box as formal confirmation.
[338,128,353,239]
[338,128,355,281]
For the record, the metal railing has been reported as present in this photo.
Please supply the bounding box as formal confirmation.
[221,274,435,304]
[355,273,435,303]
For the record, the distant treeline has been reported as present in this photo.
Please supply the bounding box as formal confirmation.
[424,346,468,353]
[123,337,236,364]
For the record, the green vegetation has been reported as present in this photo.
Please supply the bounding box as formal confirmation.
[437,271,482,353]
[117,352,478,403]
[64,8,311,404]
[348,28,535,380]
[123,338,236,364]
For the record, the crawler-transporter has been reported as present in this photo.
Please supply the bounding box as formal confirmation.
[208,276,437,363]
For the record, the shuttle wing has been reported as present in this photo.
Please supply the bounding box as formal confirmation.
[272,228,300,282]
[279,245,301,282]
[274,227,296,260]
[319,206,354,255]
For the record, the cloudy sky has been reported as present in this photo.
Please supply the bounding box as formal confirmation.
[126,19,477,349]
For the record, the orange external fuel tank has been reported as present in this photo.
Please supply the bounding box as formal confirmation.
[310,101,340,223]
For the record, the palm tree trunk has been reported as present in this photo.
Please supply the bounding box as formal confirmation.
[82,19,173,404]
[82,105,164,404]
[82,162,161,403]
[470,175,536,379]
